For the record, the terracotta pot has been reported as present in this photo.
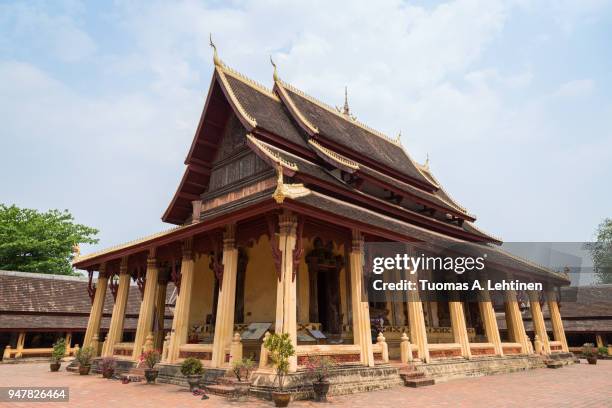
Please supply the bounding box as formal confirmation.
[312,380,330,402]
[272,391,291,407]
[186,374,201,391]
[78,365,91,375]
[102,368,114,379]
[587,356,598,365]
[50,362,61,372]
[144,369,159,384]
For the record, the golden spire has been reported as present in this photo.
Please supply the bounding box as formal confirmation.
[424,153,430,170]
[270,56,279,82]
[209,33,221,67]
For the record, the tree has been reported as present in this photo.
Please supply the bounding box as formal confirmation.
[586,218,612,284]
[0,204,98,275]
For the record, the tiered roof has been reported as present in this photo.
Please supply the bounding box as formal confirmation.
[75,51,568,285]
[164,54,496,243]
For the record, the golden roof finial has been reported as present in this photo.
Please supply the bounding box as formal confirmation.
[270,56,279,82]
[395,130,402,144]
[424,153,430,170]
[209,33,221,67]
[72,243,81,257]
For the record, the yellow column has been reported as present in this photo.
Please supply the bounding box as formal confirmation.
[103,257,130,357]
[211,225,239,368]
[15,332,26,358]
[83,264,108,351]
[449,301,471,358]
[153,279,168,350]
[547,290,568,352]
[274,212,299,372]
[64,332,72,356]
[479,286,503,356]
[505,290,530,354]
[132,252,159,359]
[528,290,551,354]
[407,264,429,362]
[349,230,374,367]
[167,238,195,363]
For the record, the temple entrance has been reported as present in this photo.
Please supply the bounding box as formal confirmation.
[306,238,344,335]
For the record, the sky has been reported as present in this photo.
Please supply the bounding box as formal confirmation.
[1,0,611,257]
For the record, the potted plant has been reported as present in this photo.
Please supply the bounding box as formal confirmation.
[232,357,255,399]
[305,356,335,402]
[597,346,608,358]
[100,357,116,379]
[75,346,94,375]
[583,343,598,364]
[50,338,66,372]
[180,357,203,392]
[140,349,161,384]
[264,333,295,407]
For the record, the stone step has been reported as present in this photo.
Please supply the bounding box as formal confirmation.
[205,384,236,396]
[404,377,435,388]
[400,371,426,379]
[544,360,563,369]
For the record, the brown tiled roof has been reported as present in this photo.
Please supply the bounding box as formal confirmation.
[290,192,567,282]
[282,86,434,188]
[556,285,612,318]
[495,286,612,333]
[0,314,174,331]
[0,270,174,331]
[252,139,495,243]
[225,75,308,149]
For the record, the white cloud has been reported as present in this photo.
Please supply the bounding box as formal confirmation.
[1,0,610,251]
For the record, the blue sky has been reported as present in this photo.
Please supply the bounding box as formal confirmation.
[1,0,611,256]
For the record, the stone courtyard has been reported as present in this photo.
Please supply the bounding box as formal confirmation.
[0,361,610,407]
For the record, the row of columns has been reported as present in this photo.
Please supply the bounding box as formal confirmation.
[83,212,568,366]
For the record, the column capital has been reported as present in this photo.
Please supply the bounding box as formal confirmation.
[119,257,129,275]
[278,211,297,236]
[182,237,193,260]
[351,229,364,253]
[147,257,158,269]
[223,224,236,250]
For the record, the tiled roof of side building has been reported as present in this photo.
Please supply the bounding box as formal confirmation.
[0,270,174,317]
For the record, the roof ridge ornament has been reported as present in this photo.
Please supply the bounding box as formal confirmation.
[336,86,356,119]
[424,153,430,170]
[209,33,222,67]
[270,56,279,82]
[395,130,402,144]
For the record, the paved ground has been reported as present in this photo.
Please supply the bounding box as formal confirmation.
[0,360,610,407]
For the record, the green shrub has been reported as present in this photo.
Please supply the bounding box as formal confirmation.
[51,338,66,363]
[232,357,255,381]
[264,333,295,391]
[75,346,94,366]
[597,346,608,356]
[582,343,596,358]
[180,357,203,376]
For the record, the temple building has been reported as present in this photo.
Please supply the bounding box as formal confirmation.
[72,46,574,394]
